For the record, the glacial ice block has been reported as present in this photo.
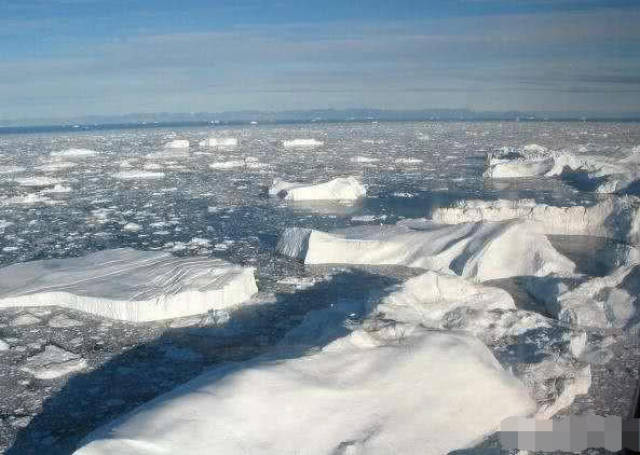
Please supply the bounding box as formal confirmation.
[431,197,640,245]
[74,329,534,455]
[277,219,575,281]
[0,248,257,322]
[269,176,366,201]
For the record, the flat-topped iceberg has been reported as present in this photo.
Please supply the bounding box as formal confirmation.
[282,138,324,149]
[198,137,238,148]
[163,139,190,149]
[484,145,640,194]
[277,219,575,281]
[269,176,366,201]
[50,148,97,159]
[0,248,257,322]
[431,197,640,245]
[74,329,534,455]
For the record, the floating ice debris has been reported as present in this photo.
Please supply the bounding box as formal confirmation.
[163,139,189,149]
[0,339,8,351]
[50,148,97,159]
[0,165,25,175]
[48,314,83,328]
[209,160,245,170]
[0,194,60,206]
[0,248,258,322]
[282,138,324,149]
[41,184,73,194]
[269,176,366,201]
[122,222,142,233]
[198,137,238,148]
[277,219,575,281]
[20,345,87,380]
[431,197,640,245]
[15,176,62,187]
[10,313,41,326]
[394,157,423,164]
[75,330,534,455]
[37,162,77,172]
[112,170,165,180]
[350,156,380,163]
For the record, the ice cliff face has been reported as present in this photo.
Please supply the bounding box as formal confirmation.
[0,248,258,322]
[277,219,575,281]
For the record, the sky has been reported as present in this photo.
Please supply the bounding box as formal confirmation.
[1,0,640,122]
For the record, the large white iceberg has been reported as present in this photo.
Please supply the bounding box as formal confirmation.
[198,137,238,148]
[277,219,575,281]
[484,145,640,194]
[74,329,534,455]
[163,139,190,149]
[282,138,324,149]
[431,197,640,245]
[269,177,366,201]
[0,249,257,322]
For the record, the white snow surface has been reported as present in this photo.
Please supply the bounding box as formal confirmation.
[75,329,534,455]
[269,176,366,201]
[282,138,324,149]
[0,248,258,322]
[431,197,640,245]
[277,219,575,281]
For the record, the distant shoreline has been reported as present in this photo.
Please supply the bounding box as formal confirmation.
[2,117,640,136]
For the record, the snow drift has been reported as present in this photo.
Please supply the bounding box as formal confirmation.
[0,249,257,322]
[282,138,324,149]
[269,177,366,201]
[431,197,640,245]
[277,219,575,281]
[74,329,534,455]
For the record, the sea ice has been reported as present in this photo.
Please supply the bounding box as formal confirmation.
[163,139,190,149]
[269,176,366,201]
[50,148,97,159]
[20,345,87,380]
[74,329,534,455]
[112,170,165,180]
[277,219,575,281]
[198,137,238,148]
[15,176,62,187]
[0,248,258,322]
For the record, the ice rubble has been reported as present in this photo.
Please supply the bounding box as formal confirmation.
[163,139,190,149]
[484,144,640,194]
[0,249,258,322]
[431,197,640,245]
[198,137,238,148]
[277,219,575,281]
[525,264,640,329]
[50,148,97,159]
[75,329,534,455]
[282,138,324,149]
[269,176,366,201]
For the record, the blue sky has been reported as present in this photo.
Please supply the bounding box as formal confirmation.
[1,0,639,121]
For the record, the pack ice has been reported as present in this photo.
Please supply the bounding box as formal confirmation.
[431,197,640,245]
[484,144,640,194]
[0,249,257,322]
[74,329,534,455]
[269,176,366,201]
[277,219,575,281]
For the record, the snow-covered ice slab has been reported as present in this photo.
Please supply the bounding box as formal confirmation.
[484,145,640,194]
[432,197,640,245]
[74,329,534,455]
[0,249,258,322]
[525,265,640,329]
[198,137,238,148]
[282,138,324,149]
[269,176,366,201]
[20,345,87,380]
[163,139,190,149]
[277,219,575,281]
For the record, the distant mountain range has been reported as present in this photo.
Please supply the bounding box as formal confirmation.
[2,108,640,132]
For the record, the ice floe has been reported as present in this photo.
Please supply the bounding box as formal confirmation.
[277,219,575,281]
[75,329,534,455]
[112,170,165,180]
[269,176,366,201]
[198,137,238,148]
[0,248,258,322]
[282,138,324,149]
[50,148,97,159]
[20,345,87,380]
[163,139,190,149]
[14,176,62,187]
[431,197,640,245]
